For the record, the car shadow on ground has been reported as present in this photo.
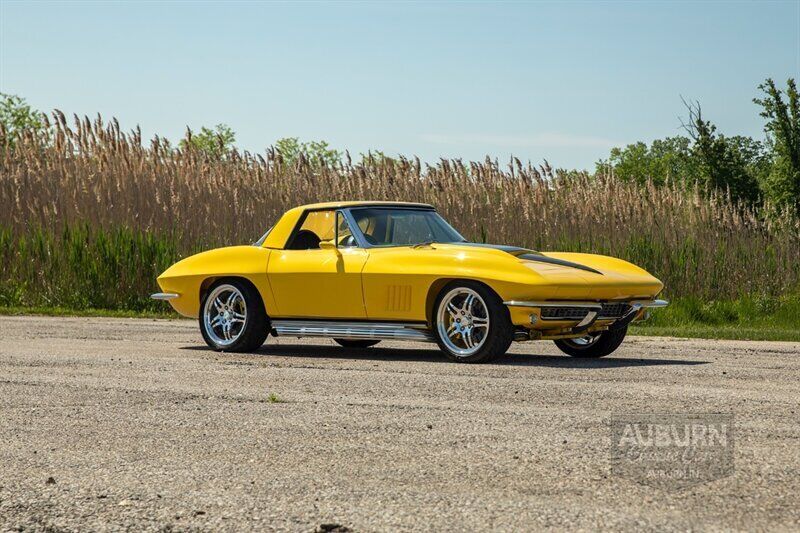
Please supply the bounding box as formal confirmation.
[181,344,709,368]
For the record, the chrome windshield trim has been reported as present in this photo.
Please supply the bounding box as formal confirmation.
[151,292,179,300]
[339,208,370,249]
[253,225,273,247]
[342,206,465,249]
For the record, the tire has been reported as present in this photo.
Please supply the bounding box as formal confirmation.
[554,327,627,358]
[333,339,381,348]
[199,279,269,352]
[432,281,514,363]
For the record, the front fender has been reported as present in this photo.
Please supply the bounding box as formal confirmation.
[157,246,274,318]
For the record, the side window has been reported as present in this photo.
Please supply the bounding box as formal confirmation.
[286,210,358,250]
[286,210,335,250]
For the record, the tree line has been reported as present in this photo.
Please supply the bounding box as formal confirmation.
[599,79,798,213]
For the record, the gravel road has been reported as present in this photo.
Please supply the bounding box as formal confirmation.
[1,316,798,532]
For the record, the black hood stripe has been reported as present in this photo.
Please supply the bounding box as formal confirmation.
[518,253,603,275]
[459,242,603,275]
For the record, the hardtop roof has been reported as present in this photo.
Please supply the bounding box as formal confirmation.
[261,201,435,249]
[295,201,434,210]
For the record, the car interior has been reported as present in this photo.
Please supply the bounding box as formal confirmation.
[285,210,356,250]
[284,207,459,250]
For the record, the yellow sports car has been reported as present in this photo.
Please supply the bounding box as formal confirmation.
[152,201,667,362]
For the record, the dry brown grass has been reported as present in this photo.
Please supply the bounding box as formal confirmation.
[1,112,798,302]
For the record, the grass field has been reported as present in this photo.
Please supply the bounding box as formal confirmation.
[631,296,800,341]
[1,113,798,340]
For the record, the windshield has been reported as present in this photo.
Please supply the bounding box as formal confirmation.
[350,208,465,247]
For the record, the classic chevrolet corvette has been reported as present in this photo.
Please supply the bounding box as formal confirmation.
[152,201,667,362]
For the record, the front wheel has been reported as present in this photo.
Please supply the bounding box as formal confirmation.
[554,327,627,358]
[200,280,269,352]
[432,281,514,363]
[333,339,380,348]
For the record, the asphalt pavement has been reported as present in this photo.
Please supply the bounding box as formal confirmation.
[1,316,798,531]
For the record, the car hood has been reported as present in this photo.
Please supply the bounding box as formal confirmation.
[435,242,664,299]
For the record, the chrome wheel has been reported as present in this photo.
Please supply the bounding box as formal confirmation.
[203,284,247,347]
[563,333,601,348]
[436,287,490,357]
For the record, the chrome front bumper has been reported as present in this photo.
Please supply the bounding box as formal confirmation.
[150,292,179,300]
[503,299,669,334]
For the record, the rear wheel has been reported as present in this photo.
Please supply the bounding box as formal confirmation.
[554,327,627,358]
[432,281,513,363]
[333,339,380,348]
[200,279,269,352]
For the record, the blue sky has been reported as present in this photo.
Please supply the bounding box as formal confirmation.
[1,1,798,169]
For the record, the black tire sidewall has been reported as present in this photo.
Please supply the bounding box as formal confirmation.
[199,279,269,353]
[554,327,627,358]
[432,281,514,363]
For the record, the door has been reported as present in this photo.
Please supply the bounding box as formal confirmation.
[267,210,368,318]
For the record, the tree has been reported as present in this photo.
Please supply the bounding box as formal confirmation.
[683,103,761,204]
[601,104,767,205]
[598,136,697,185]
[723,135,771,189]
[754,78,800,212]
[274,137,342,167]
[179,124,236,159]
[0,93,46,144]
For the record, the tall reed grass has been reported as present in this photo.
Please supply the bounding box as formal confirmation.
[1,112,798,311]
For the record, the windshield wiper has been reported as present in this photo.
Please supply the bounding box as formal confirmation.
[412,240,435,249]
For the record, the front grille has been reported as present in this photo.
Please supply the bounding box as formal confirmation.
[600,302,631,318]
[540,302,631,320]
[541,307,589,320]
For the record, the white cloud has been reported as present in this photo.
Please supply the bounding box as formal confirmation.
[419,132,620,149]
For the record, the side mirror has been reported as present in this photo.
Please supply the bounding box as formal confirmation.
[319,239,337,251]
